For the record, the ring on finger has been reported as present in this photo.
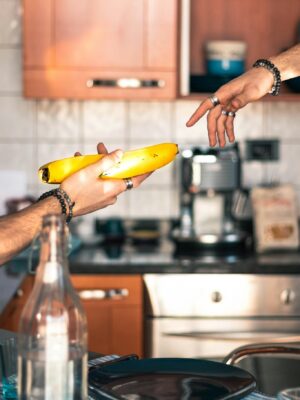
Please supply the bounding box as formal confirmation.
[124,177,134,191]
[221,110,236,118]
[209,95,220,107]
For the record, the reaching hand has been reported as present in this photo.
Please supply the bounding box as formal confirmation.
[61,142,150,216]
[186,67,274,147]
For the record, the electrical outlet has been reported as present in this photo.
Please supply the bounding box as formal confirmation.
[245,139,280,161]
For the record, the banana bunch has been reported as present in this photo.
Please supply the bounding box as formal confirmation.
[38,143,179,184]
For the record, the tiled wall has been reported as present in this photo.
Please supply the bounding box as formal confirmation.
[1,0,300,223]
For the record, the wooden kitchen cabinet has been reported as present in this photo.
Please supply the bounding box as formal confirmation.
[71,275,144,357]
[0,276,34,332]
[0,274,144,357]
[23,0,179,100]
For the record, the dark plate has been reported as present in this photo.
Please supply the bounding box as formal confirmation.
[89,358,256,400]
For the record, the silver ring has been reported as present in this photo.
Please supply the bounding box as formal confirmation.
[209,95,220,107]
[221,110,236,117]
[124,177,134,191]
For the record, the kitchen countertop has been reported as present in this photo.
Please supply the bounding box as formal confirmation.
[67,238,300,275]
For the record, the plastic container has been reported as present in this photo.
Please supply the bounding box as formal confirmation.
[205,40,247,77]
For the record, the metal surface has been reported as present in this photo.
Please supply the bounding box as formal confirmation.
[223,343,300,366]
[86,78,165,89]
[144,274,300,360]
[144,274,300,317]
[78,288,129,300]
[146,317,300,359]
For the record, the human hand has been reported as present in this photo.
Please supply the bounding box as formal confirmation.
[61,142,150,217]
[186,67,274,147]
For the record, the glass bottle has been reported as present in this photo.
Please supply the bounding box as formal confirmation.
[17,214,88,400]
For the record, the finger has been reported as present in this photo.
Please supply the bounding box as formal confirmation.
[207,105,222,147]
[120,173,153,193]
[96,149,123,173]
[97,142,109,155]
[186,98,214,127]
[74,151,82,157]
[216,113,227,148]
[225,116,235,143]
[230,93,248,111]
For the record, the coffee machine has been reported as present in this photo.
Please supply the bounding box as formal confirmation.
[174,143,249,252]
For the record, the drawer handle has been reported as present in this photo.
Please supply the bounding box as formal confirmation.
[78,288,129,300]
[86,78,165,89]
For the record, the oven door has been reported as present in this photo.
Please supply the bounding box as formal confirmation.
[146,317,300,395]
[146,317,300,359]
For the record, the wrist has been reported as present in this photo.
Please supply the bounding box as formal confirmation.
[253,59,281,96]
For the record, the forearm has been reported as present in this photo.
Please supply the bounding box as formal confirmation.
[269,44,300,81]
[0,197,60,265]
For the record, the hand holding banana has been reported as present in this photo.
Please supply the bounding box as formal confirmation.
[39,143,178,184]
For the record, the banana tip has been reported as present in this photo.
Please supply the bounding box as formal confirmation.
[39,167,50,183]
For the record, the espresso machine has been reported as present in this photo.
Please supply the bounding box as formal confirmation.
[174,143,250,253]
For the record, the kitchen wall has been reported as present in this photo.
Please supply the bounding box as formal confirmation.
[1,0,300,223]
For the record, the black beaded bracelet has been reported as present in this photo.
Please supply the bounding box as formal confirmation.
[57,188,75,223]
[38,188,73,223]
[252,59,281,96]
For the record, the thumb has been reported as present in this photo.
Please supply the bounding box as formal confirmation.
[96,149,123,173]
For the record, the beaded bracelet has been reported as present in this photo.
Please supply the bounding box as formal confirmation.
[38,188,74,223]
[57,188,75,223]
[252,59,281,96]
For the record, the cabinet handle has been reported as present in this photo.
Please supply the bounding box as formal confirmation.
[16,289,24,298]
[86,78,165,89]
[78,288,129,300]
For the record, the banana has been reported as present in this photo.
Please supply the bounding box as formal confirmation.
[38,143,179,184]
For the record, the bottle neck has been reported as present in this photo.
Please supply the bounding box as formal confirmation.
[38,215,68,279]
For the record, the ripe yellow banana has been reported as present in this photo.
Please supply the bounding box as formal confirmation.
[38,143,179,184]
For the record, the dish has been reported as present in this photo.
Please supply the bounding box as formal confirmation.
[88,358,256,400]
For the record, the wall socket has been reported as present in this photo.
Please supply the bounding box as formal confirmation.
[245,139,280,161]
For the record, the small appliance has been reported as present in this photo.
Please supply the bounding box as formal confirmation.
[174,143,250,252]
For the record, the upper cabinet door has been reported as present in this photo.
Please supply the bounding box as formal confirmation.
[54,0,144,69]
[24,0,179,100]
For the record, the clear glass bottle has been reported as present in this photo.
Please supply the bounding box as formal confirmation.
[17,214,88,400]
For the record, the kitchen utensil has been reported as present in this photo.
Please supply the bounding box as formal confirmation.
[205,40,247,77]
[88,357,256,400]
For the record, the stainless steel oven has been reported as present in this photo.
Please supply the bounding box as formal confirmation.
[144,274,300,395]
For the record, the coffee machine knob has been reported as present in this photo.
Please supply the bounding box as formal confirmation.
[211,291,222,303]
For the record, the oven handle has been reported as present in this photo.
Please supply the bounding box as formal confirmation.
[163,331,300,343]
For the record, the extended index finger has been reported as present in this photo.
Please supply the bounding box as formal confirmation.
[186,98,213,127]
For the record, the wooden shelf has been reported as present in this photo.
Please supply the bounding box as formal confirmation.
[181,92,300,102]
[190,0,300,75]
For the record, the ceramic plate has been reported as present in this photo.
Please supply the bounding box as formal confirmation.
[88,358,256,400]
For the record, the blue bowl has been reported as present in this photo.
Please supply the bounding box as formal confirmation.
[207,59,245,77]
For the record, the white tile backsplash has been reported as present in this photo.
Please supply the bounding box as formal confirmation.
[265,102,300,140]
[37,100,80,142]
[0,142,36,185]
[128,187,173,218]
[0,1,22,45]
[37,142,81,169]
[83,101,127,143]
[174,100,208,145]
[0,96,35,140]
[0,48,22,92]
[129,102,173,143]
[267,143,300,186]
[234,102,265,141]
